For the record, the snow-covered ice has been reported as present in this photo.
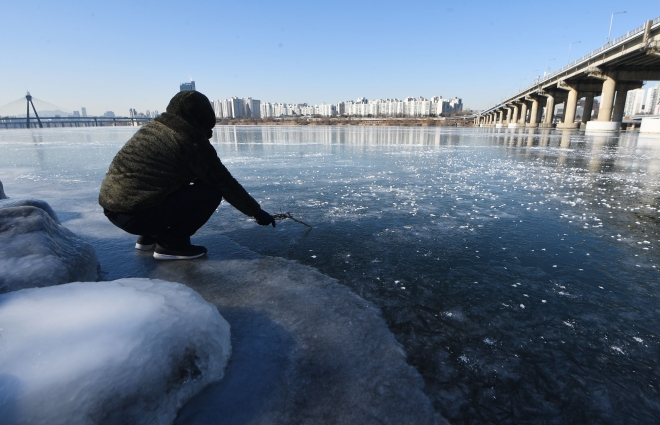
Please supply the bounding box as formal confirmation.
[0,198,61,224]
[0,278,231,425]
[0,199,98,293]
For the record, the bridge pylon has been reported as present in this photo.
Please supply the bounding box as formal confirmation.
[25,92,43,129]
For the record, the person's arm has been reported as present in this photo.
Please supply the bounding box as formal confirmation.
[186,140,275,226]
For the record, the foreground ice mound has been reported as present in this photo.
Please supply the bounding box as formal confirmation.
[0,278,231,425]
[0,203,97,293]
[0,198,61,224]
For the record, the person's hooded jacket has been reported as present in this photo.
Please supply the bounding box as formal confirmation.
[98,91,261,216]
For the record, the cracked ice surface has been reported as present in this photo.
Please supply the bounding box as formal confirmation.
[0,278,231,425]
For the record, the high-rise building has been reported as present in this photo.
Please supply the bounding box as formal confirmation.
[245,98,261,118]
[230,97,245,118]
[103,111,115,117]
[624,89,644,117]
[644,84,659,115]
[81,107,87,117]
[180,80,196,91]
[73,111,80,117]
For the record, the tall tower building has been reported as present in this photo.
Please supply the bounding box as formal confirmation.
[81,107,87,117]
[180,80,196,91]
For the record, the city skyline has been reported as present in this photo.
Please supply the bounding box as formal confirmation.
[212,95,464,119]
[2,1,659,114]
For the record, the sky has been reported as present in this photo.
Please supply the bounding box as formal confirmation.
[1,0,659,116]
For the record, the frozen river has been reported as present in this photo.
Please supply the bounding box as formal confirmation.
[1,125,659,423]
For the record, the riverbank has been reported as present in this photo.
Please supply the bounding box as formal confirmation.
[216,116,475,127]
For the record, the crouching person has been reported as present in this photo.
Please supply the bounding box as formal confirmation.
[99,90,275,260]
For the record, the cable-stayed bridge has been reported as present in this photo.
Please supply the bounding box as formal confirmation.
[0,93,151,129]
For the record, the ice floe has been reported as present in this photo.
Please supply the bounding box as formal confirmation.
[0,198,97,293]
[0,278,230,425]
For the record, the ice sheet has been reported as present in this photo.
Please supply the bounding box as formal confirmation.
[3,126,659,423]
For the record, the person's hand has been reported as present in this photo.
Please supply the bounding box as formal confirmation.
[254,209,276,227]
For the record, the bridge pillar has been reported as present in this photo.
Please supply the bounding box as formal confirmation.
[557,86,579,129]
[598,76,617,121]
[508,104,519,128]
[586,76,619,131]
[582,92,595,124]
[528,98,539,128]
[537,97,546,123]
[611,83,629,123]
[496,110,504,127]
[540,93,555,128]
[519,101,529,126]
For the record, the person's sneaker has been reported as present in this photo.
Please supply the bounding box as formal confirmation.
[153,243,207,260]
[135,235,157,251]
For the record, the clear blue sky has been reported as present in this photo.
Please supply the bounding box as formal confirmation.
[2,0,658,115]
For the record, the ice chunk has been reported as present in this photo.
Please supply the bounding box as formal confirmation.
[0,278,231,425]
[0,198,60,224]
[0,205,98,293]
[0,179,6,199]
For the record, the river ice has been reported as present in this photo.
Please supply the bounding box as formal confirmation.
[0,127,441,424]
[1,125,659,424]
[0,278,231,425]
[0,198,98,293]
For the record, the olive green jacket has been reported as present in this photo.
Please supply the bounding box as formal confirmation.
[98,113,260,216]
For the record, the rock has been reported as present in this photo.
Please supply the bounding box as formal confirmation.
[0,204,98,294]
[0,179,6,199]
[0,278,231,425]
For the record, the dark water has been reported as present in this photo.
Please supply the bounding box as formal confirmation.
[1,126,659,423]
[210,126,660,424]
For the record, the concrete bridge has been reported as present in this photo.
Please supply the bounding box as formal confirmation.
[476,17,660,132]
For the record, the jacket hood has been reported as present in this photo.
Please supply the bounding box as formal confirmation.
[165,91,216,139]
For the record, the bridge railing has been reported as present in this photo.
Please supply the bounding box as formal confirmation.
[484,15,660,113]
[0,116,152,129]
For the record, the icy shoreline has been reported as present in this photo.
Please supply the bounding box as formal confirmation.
[0,197,98,293]
[0,279,231,425]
